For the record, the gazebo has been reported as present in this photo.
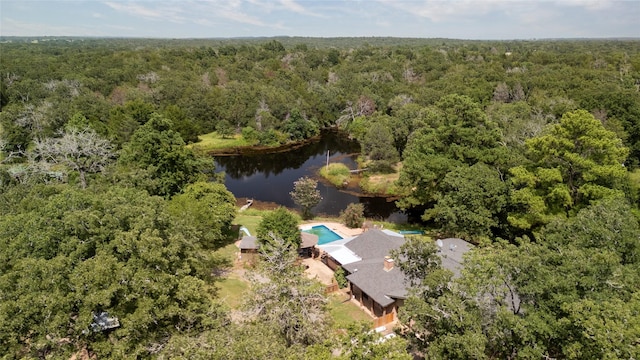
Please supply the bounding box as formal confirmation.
[299,232,319,258]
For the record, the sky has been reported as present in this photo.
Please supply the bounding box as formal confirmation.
[1,0,638,40]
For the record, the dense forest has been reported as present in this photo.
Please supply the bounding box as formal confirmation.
[1,37,639,359]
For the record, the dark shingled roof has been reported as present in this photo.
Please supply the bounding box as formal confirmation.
[344,229,404,259]
[342,229,407,307]
[345,259,407,307]
[238,235,258,250]
[341,231,474,308]
[436,238,474,278]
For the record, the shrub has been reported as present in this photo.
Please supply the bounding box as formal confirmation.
[340,203,365,229]
[241,126,259,144]
[334,266,348,288]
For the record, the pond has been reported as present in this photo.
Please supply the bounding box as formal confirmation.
[214,130,408,222]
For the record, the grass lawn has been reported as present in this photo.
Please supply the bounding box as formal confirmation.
[319,163,351,187]
[359,163,402,196]
[188,131,253,152]
[216,272,249,309]
[328,293,372,329]
[213,242,249,309]
[234,212,263,236]
[215,242,240,262]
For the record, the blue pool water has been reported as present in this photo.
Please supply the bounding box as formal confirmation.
[303,225,343,245]
[399,230,424,235]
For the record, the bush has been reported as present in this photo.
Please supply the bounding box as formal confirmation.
[256,207,301,249]
[340,203,365,229]
[367,160,396,174]
[319,163,351,188]
[241,126,259,144]
[334,266,348,288]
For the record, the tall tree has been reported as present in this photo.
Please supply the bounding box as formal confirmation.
[429,163,509,240]
[361,121,399,171]
[508,109,629,231]
[117,113,209,197]
[168,181,237,251]
[397,94,504,223]
[396,198,640,359]
[290,176,322,219]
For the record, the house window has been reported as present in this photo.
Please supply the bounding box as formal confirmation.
[363,293,369,300]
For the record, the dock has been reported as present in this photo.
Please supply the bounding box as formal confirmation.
[240,199,253,212]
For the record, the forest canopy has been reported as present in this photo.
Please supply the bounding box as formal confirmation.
[1,37,639,359]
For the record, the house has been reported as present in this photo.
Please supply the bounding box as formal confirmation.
[317,229,474,325]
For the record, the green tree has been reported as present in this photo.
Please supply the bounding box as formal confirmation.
[429,163,509,239]
[283,108,319,141]
[396,198,640,359]
[117,113,209,197]
[163,104,201,144]
[333,266,348,289]
[0,184,227,358]
[290,176,322,219]
[397,94,504,221]
[216,119,234,139]
[168,181,237,251]
[340,202,365,228]
[335,322,411,360]
[256,207,301,249]
[160,322,304,359]
[361,121,399,172]
[508,109,629,230]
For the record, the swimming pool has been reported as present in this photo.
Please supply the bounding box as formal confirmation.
[302,225,343,245]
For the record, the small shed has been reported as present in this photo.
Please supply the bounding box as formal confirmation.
[238,236,259,253]
[238,235,259,264]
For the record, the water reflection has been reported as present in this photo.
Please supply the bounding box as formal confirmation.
[214,131,407,222]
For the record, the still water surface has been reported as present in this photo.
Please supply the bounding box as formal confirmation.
[214,131,407,222]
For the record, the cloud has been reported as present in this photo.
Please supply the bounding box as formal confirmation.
[0,17,103,37]
[102,0,291,29]
[103,1,187,23]
[377,0,508,22]
[278,0,324,17]
[377,0,627,24]
[559,0,614,11]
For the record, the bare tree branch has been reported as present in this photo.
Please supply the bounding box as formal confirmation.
[33,128,114,188]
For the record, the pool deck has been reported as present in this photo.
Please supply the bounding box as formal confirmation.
[300,221,364,239]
